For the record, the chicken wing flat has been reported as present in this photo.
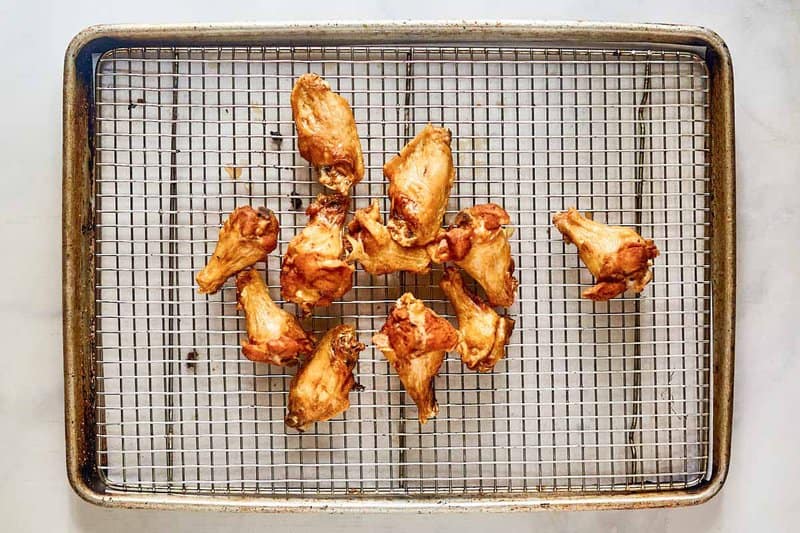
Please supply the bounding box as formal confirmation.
[440,267,514,373]
[291,73,364,195]
[196,206,280,294]
[384,124,456,247]
[281,192,354,315]
[345,200,431,275]
[285,324,365,431]
[552,207,660,301]
[236,269,314,365]
[372,293,459,424]
[427,203,518,307]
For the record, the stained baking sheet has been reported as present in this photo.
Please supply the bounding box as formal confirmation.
[92,45,711,495]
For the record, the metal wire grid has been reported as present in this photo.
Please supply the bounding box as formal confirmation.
[92,45,711,496]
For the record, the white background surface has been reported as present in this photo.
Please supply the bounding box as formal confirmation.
[0,0,797,531]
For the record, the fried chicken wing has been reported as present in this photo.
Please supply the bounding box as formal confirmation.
[440,267,514,373]
[235,269,314,365]
[384,124,456,247]
[427,204,518,307]
[196,206,280,294]
[285,324,365,431]
[345,200,431,275]
[372,293,458,424]
[281,193,354,315]
[552,207,660,301]
[291,73,364,195]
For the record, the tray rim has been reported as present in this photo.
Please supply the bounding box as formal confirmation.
[62,20,735,512]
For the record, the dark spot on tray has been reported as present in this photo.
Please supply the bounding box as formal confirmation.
[81,221,95,235]
[352,382,366,392]
[186,350,198,371]
[128,97,145,110]
[270,130,283,144]
[290,190,303,211]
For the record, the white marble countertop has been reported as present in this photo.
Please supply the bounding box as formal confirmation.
[2,0,797,531]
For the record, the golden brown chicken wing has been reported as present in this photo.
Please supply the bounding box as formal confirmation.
[439,267,514,373]
[291,73,364,195]
[372,293,459,424]
[427,203,518,307]
[552,207,660,301]
[196,206,280,294]
[235,269,314,365]
[281,193,354,315]
[285,324,365,431]
[345,201,431,275]
[384,124,456,247]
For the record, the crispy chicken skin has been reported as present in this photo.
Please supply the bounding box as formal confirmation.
[196,206,280,294]
[285,324,365,431]
[345,201,431,275]
[281,193,354,315]
[291,73,365,195]
[552,208,660,301]
[372,293,459,424]
[439,267,514,373]
[384,124,456,247]
[235,269,314,365]
[427,204,518,307]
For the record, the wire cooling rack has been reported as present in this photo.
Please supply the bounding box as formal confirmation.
[92,45,711,496]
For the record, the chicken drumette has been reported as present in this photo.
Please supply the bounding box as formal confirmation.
[285,324,365,431]
[552,207,660,301]
[281,193,354,315]
[372,293,459,424]
[427,203,518,307]
[235,269,314,366]
[196,206,280,294]
[384,124,456,247]
[440,267,514,373]
[291,73,364,195]
[345,201,431,275]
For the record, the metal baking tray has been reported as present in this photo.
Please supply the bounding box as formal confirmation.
[63,22,735,512]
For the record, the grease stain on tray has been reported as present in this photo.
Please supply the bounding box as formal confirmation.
[224,165,243,179]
